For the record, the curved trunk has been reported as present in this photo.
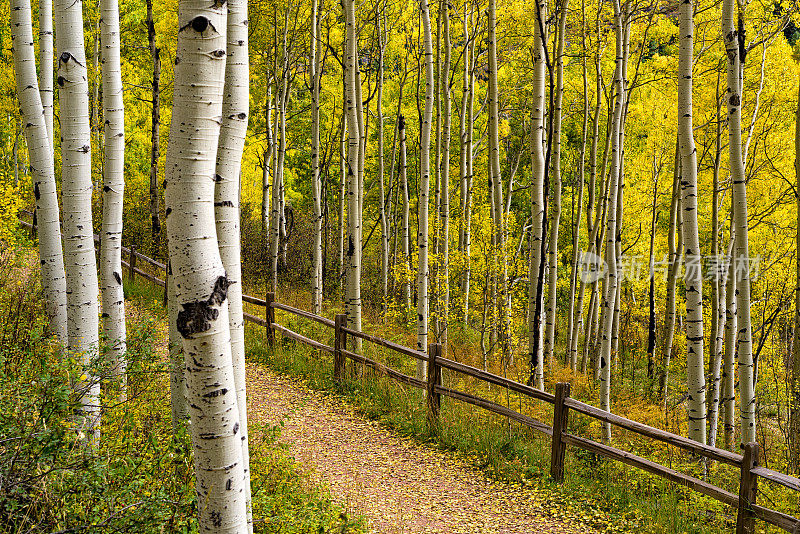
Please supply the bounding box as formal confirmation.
[11,0,68,345]
[55,0,100,437]
[164,0,249,529]
[100,0,127,396]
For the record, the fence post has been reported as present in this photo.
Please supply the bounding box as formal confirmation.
[334,314,347,381]
[550,382,571,483]
[265,292,275,347]
[736,442,759,534]
[128,245,137,283]
[426,343,442,430]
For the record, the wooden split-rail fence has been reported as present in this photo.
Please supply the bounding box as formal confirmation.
[17,212,800,533]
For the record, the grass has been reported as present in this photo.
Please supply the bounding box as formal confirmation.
[243,307,761,534]
[0,244,364,534]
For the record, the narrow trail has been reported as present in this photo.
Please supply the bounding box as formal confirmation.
[246,365,592,534]
[125,293,590,533]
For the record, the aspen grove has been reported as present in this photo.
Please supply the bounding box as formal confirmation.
[7,0,800,528]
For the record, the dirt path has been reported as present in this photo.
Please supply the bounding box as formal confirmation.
[246,365,591,534]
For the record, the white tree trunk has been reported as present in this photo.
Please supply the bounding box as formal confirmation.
[544,0,569,367]
[215,0,251,526]
[12,0,68,344]
[343,0,362,344]
[400,114,411,310]
[528,0,546,390]
[55,0,101,437]
[416,0,434,377]
[678,0,706,444]
[168,263,189,429]
[164,0,249,529]
[38,0,54,148]
[438,0,451,349]
[310,0,323,314]
[598,0,626,441]
[100,0,127,396]
[722,0,755,444]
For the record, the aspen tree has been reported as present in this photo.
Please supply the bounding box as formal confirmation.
[261,86,274,233]
[487,0,510,359]
[459,2,476,324]
[415,0,434,377]
[707,80,725,448]
[598,0,626,440]
[437,0,451,349]
[343,0,363,345]
[55,0,101,436]
[658,144,681,400]
[722,216,737,450]
[146,0,162,253]
[678,0,706,443]
[544,0,570,366]
[722,0,755,443]
[164,0,249,529]
[311,0,323,314]
[100,0,127,393]
[376,5,388,313]
[400,114,411,310]
[11,0,68,344]
[567,2,589,371]
[528,0,546,390]
[39,0,54,148]
[215,0,251,523]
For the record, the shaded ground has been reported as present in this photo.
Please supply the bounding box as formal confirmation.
[247,365,592,534]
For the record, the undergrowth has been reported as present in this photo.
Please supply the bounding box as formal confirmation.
[245,315,755,534]
[0,244,362,533]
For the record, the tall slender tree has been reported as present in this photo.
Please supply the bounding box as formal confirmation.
[11,0,68,344]
[164,0,249,528]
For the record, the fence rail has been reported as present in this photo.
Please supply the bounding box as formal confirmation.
[17,212,800,533]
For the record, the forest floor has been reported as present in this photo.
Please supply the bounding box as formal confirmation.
[246,364,593,534]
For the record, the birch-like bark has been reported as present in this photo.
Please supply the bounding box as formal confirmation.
[38,0,54,148]
[528,0,546,390]
[678,0,706,444]
[722,0,755,444]
[343,0,362,345]
[707,79,725,448]
[164,0,249,529]
[55,0,101,435]
[167,263,188,429]
[722,227,737,450]
[487,0,510,359]
[437,0,451,349]
[567,6,589,371]
[11,0,67,344]
[261,87,274,233]
[544,0,569,366]
[598,0,626,441]
[215,0,251,524]
[460,8,476,323]
[147,0,162,254]
[400,114,411,310]
[416,0,434,378]
[100,0,127,394]
[311,0,323,314]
